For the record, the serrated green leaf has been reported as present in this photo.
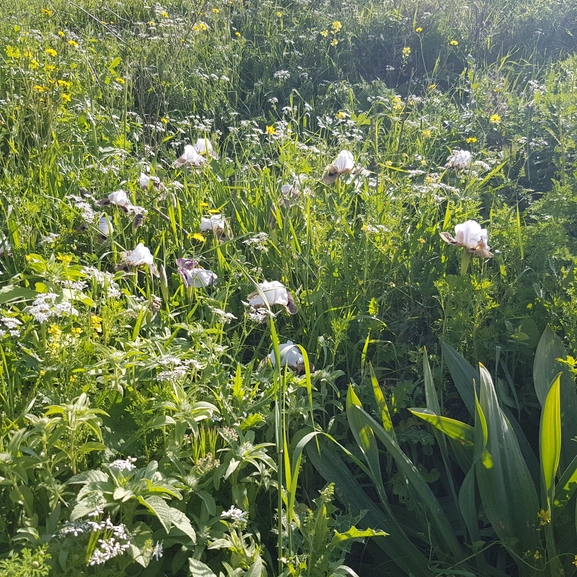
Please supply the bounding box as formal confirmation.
[140,496,172,533]
[330,526,388,546]
[169,507,196,543]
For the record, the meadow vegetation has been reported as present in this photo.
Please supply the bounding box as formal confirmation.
[2,0,577,575]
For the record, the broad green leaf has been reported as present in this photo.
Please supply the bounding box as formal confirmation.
[534,326,577,471]
[330,526,388,546]
[140,496,172,533]
[169,507,196,543]
[347,387,462,560]
[0,285,37,304]
[475,364,542,569]
[244,556,265,577]
[441,341,478,417]
[540,374,561,509]
[423,348,440,414]
[554,454,577,510]
[409,409,474,447]
[188,558,217,577]
[307,439,432,577]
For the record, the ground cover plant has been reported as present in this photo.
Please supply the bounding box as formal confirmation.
[2,0,577,575]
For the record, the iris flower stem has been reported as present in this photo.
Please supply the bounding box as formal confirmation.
[460,251,472,276]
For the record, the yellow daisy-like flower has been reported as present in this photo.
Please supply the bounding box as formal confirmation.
[191,232,206,242]
[58,30,65,37]
[161,11,169,17]
[41,8,52,15]
[265,125,277,135]
[490,113,502,123]
[33,85,49,92]
[466,136,478,143]
[335,111,347,120]
[57,79,71,88]
[45,48,57,57]
[115,77,125,84]
[29,59,40,69]
[61,93,71,103]
[331,21,342,32]
[212,8,219,13]
[67,39,79,47]
[450,39,459,46]
[421,129,432,139]
[235,31,241,37]
[320,29,329,37]
[415,27,423,33]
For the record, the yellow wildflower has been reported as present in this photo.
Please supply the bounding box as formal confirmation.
[490,113,502,123]
[212,8,220,13]
[402,46,411,58]
[58,30,65,37]
[61,93,71,103]
[41,8,52,15]
[91,315,103,333]
[115,77,125,84]
[67,39,79,47]
[450,40,459,46]
[29,59,40,69]
[71,327,82,338]
[161,11,169,17]
[191,233,206,242]
[276,11,283,17]
[320,29,328,37]
[57,79,71,88]
[33,85,49,92]
[265,125,277,135]
[5,46,21,59]
[335,111,347,120]
[331,21,342,32]
[330,38,338,46]
[421,129,432,139]
[45,48,57,57]
[235,31,241,37]
[415,27,423,33]
[537,509,551,526]
[466,136,478,143]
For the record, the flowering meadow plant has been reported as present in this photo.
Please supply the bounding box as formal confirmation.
[1,0,577,576]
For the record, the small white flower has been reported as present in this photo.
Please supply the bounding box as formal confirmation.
[246,281,297,315]
[98,215,113,237]
[221,505,248,522]
[108,457,137,473]
[152,541,163,561]
[440,219,492,258]
[323,150,355,184]
[173,144,206,168]
[445,149,472,171]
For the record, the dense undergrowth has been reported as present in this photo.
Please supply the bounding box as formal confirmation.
[2,0,577,575]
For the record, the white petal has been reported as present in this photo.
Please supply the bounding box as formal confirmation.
[268,341,304,369]
[333,150,354,174]
[98,216,113,236]
[454,220,487,250]
[124,243,153,266]
[108,190,130,207]
[200,214,225,233]
[138,173,150,190]
[247,281,289,308]
[182,268,217,288]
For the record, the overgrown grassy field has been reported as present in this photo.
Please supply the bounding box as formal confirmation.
[2,0,577,575]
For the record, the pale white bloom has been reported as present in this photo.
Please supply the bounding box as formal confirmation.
[176,258,217,288]
[200,214,226,234]
[323,150,354,184]
[194,137,218,158]
[138,173,164,191]
[107,189,130,208]
[122,243,153,266]
[246,281,297,315]
[120,243,158,274]
[98,215,113,237]
[173,144,206,168]
[445,149,472,170]
[440,219,492,258]
[265,341,312,373]
[152,541,163,561]
[0,235,11,257]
